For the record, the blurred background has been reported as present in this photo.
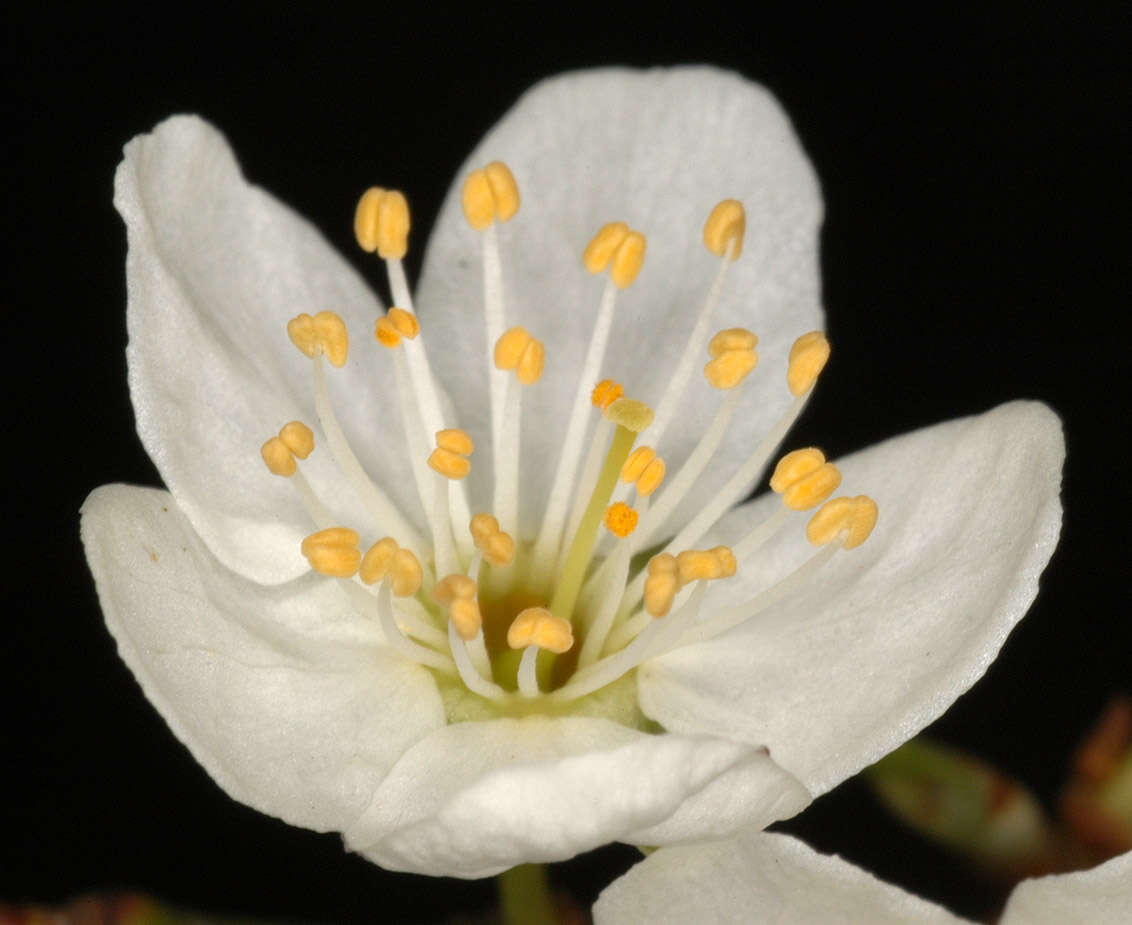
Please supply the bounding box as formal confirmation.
[6,4,1126,922]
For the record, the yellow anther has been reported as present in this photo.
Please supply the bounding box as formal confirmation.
[461,161,520,231]
[621,446,655,483]
[375,317,401,349]
[709,545,738,578]
[300,527,361,578]
[436,429,475,456]
[703,199,746,260]
[494,327,545,384]
[287,311,349,368]
[390,548,424,596]
[434,572,481,638]
[583,223,646,288]
[770,448,842,511]
[610,230,646,289]
[507,607,574,654]
[261,422,315,477]
[484,162,520,222]
[278,421,314,458]
[603,501,639,538]
[583,222,629,273]
[704,328,758,389]
[429,449,470,479]
[604,397,655,433]
[708,328,758,356]
[470,513,515,567]
[470,512,500,544]
[806,495,879,550]
[260,437,296,477]
[376,307,420,348]
[353,187,410,259]
[644,553,679,617]
[591,379,624,410]
[788,331,831,397]
[449,597,483,641]
[388,307,419,339]
[359,537,398,585]
[676,549,727,584]
[621,446,666,496]
[435,573,478,605]
[429,429,474,480]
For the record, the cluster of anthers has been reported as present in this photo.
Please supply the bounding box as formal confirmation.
[260,163,878,711]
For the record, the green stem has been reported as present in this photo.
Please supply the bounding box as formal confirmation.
[497,863,557,925]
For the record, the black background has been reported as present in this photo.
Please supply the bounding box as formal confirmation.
[6,4,1127,923]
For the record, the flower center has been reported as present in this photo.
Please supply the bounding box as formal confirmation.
[260,165,878,721]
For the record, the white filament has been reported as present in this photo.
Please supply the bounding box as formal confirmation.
[636,387,743,546]
[448,620,506,700]
[668,543,839,654]
[517,645,541,698]
[289,466,334,530]
[376,581,457,673]
[493,375,522,539]
[310,356,424,553]
[648,255,730,446]
[530,279,620,573]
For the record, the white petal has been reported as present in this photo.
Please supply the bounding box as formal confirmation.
[417,67,822,533]
[81,484,444,833]
[594,830,966,924]
[639,401,1064,795]
[343,717,809,878]
[117,115,424,584]
[1002,851,1132,924]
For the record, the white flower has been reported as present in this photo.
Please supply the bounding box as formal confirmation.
[81,67,1064,878]
[593,833,1131,924]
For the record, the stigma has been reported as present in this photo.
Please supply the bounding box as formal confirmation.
[259,163,878,716]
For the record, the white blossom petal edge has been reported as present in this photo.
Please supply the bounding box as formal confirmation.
[83,66,1064,878]
[593,833,1131,924]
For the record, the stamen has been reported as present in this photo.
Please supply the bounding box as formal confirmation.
[649,199,745,446]
[461,162,521,230]
[427,429,474,479]
[470,513,515,567]
[359,538,424,597]
[287,311,349,368]
[374,307,420,349]
[806,495,879,549]
[702,199,746,260]
[462,163,521,493]
[703,328,758,390]
[530,222,644,581]
[621,331,832,612]
[592,379,624,409]
[620,446,666,496]
[376,580,456,674]
[508,607,574,698]
[427,430,473,576]
[434,573,481,639]
[300,527,362,578]
[787,331,831,397]
[493,327,545,539]
[447,619,507,701]
[583,222,647,289]
[575,529,634,670]
[353,187,410,260]
[297,330,423,552]
[770,448,841,511]
[555,584,710,704]
[358,187,474,554]
[635,357,749,546]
